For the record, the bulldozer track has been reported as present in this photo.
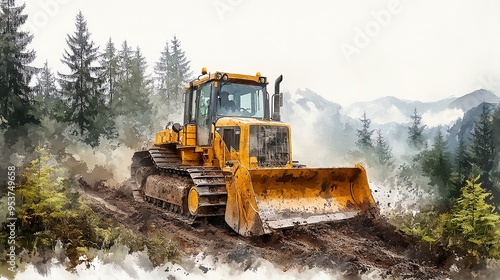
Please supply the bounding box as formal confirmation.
[131,146,228,225]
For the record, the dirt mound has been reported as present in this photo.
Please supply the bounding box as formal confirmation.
[80,181,454,279]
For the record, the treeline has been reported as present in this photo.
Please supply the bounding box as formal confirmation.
[1,2,190,273]
[352,105,500,265]
[1,2,191,154]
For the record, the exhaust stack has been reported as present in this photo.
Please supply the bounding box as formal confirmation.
[272,75,283,121]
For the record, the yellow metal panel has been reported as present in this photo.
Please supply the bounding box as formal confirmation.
[180,148,201,165]
[183,125,197,146]
[184,71,267,89]
[225,161,266,236]
[223,162,376,236]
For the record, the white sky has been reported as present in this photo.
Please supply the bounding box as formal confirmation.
[22,0,500,106]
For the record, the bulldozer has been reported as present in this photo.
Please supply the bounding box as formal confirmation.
[131,69,376,236]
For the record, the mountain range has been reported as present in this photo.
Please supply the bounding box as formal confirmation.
[343,89,500,126]
[282,88,500,166]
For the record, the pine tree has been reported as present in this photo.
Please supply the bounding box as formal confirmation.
[469,103,497,203]
[154,41,171,102]
[491,106,500,195]
[114,44,153,146]
[168,36,192,106]
[100,38,118,108]
[421,127,453,202]
[154,36,192,113]
[375,129,393,166]
[446,175,500,260]
[450,134,471,199]
[114,40,134,114]
[0,0,38,131]
[58,11,107,146]
[33,61,63,120]
[126,47,152,119]
[356,111,374,152]
[408,108,426,150]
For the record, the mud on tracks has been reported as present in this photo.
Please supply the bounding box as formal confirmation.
[80,182,452,279]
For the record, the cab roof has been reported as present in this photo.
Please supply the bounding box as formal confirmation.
[184,71,267,89]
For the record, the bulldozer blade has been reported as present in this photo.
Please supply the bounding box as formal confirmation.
[248,164,375,231]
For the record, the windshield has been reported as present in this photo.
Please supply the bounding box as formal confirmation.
[217,83,265,118]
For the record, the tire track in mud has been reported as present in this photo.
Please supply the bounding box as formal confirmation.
[80,183,452,279]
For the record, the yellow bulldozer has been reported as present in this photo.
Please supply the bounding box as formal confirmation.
[131,69,376,236]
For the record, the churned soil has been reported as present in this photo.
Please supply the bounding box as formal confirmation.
[80,181,457,279]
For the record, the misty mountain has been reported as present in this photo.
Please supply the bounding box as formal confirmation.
[448,89,500,111]
[282,87,499,165]
[344,96,455,125]
[281,89,355,166]
[343,89,499,126]
[286,88,342,113]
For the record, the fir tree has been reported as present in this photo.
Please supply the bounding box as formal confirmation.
[450,134,471,199]
[469,103,497,203]
[375,129,393,166]
[33,61,63,120]
[100,38,118,108]
[154,36,192,112]
[58,11,107,146]
[114,45,153,146]
[168,36,192,110]
[491,106,500,195]
[356,111,374,152]
[114,40,134,114]
[446,175,500,260]
[154,41,171,102]
[408,108,426,150]
[421,127,453,202]
[0,0,38,131]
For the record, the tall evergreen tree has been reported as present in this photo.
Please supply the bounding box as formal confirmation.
[375,129,393,166]
[168,36,192,110]
[58,11,107,146]
[408,108,426,150]
[0,0,38,131]
[154,36,192,112]
[154,41,171,102]
[114,44,153,146]
[100,38,118,108]
[33,61,62,120]
[450,134,471,199]
[491,106,500,195]
[114,40,134,114]
[468,103,497,203]
[356,111,374,152]
[421,127,453,202]
[126,46,152,116]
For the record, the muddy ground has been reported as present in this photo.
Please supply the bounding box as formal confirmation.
[79,181,469,280]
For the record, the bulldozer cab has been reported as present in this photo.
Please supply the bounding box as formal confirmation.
[183,72,271,146]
